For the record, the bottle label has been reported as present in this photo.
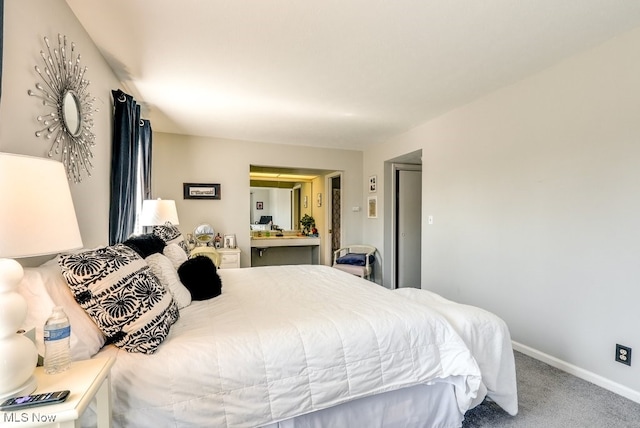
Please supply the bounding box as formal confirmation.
[44,326,70,341]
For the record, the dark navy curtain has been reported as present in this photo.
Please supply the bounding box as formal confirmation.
[140,119,153,200]
[109,89,152,244]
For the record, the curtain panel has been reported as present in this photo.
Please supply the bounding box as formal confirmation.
[140,119,153,200]
[109,89,152,245]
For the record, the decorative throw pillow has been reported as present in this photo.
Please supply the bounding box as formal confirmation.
[336,253,374,266]
[58,244,179,354]
[163,243,189,270]
[122,234,166,258]
[146,253,192,309]
[177,255,223,300]
[152,222,188,253]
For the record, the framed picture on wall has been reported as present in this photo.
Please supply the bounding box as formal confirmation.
[256,201,263,210]
[183,183,221,200]
[367,196,378,218]
[369,175,377,193]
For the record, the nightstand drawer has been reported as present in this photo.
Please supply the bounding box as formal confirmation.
[217,248,241,269]
[221,253,238,263]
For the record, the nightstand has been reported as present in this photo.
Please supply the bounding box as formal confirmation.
[218,247,241,269]
[0,357,114,427]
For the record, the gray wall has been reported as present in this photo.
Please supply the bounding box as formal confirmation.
[151,133,364,268]
[0,0,120,253]
[365,27,640,398]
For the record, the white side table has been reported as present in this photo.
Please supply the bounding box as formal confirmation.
[1,357,114,428]
[218,248,241,269]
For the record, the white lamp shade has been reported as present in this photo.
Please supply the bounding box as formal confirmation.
[0,153,83,258]
[140,199,179,226]
[0,153,82,399]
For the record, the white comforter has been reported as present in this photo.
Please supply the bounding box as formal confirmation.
[394,288,518,416]
[94,265,482,427]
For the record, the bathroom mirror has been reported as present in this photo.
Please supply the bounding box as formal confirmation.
[249,165,340,234]
[193,223,215,245]
[250,186,297,231]
[250,180,315,231]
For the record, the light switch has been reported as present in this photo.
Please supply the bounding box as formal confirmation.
[428,215,434,225]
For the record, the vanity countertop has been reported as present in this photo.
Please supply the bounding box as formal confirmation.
[250,236,320,248]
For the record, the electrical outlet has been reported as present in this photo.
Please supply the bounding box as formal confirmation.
[616,344,632,366]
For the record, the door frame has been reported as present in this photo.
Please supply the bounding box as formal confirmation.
[324,171,343,265]
[390,162,422,289]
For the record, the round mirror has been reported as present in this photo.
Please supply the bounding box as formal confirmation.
[62,91,82,137]
[30,35,97,183]
[193,224,215,245]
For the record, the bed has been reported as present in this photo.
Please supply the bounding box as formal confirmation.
[19,253,517,428]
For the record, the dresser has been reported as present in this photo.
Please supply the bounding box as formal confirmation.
[217,248,241,269]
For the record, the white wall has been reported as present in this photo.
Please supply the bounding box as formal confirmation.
[152,133,364,267]
[365,28,640,396]
[0,0,120,255]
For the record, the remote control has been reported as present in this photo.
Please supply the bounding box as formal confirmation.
[0,390,70,411]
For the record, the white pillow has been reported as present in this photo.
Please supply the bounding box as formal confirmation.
[163,243,188,270]
[146,253,192,309]
[19,258,106,361]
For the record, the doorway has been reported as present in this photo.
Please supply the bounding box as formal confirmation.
[392,163,422,289]
[325,172,342,264]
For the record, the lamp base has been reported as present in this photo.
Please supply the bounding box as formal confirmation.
[0,259,40,401]
[0,374,37,401]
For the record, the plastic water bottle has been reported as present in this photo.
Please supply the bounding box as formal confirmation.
[43,306,71,374]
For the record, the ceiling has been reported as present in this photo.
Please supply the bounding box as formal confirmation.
[65,0,640,151]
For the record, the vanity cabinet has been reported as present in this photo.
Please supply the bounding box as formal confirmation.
[250,236,320,267]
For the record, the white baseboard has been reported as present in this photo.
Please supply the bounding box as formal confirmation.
[512,341,640,404]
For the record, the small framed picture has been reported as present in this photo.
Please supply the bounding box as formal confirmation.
[183,183,221,200]
[224,234,236,249]
[256,201,264,210]
[367,196,378,218]
[369,175,377,193]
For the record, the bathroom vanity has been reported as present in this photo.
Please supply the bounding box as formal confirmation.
[250,235,321,266]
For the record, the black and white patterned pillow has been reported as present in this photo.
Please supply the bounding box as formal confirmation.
[58,244,179,354]
[152,222,188,253]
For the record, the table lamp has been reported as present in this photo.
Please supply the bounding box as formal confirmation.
[0,153,83,400]
[139,198,179,226]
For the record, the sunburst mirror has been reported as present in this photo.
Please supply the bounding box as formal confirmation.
[28,34,97,183]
